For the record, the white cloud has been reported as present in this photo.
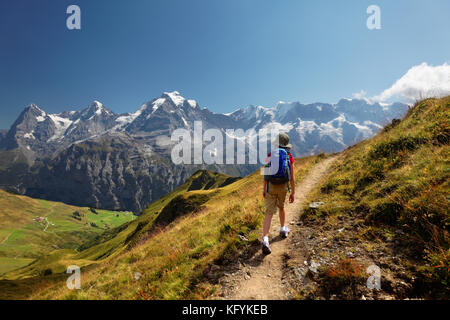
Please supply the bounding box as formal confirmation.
[355,62,450,104]
[352,90,367,100]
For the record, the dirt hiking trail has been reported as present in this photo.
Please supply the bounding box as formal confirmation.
[224,156,338,300]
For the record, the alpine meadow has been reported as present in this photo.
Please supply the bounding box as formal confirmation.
[0,1,449,306]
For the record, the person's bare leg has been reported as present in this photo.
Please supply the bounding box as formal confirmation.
[279,207,286,229]
[262,214,273,238]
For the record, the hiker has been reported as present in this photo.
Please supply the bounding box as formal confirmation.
[262,133,295,254]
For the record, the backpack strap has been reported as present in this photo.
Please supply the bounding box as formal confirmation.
[287,152,292,193]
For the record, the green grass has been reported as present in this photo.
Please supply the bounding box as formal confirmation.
[0,257,35,274]
[0,189,135,277]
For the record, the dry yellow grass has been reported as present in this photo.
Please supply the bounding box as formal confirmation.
[29,155,322,300]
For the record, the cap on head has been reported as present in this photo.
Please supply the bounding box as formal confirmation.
[276,133,292,149]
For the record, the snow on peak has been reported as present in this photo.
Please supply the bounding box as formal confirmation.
[113,91,199,130]
[187,99,198,108]
[91,100,103,107]
[114,102,153,129]
[36,115,47,122]
[229,104,270,121]
[25,104,47,121]
[84,100,113,117]
[152,98,166,108]
[162,91,184,106]
[48,114,74,142]
[274,102,297,120]
[161,91,197,108]
[27,104,45,114]
[89,101,104,114]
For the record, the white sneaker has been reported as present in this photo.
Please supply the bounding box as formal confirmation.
[280,226,290,238]
[261,239,271,255]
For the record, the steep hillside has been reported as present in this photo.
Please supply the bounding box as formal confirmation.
[0,149,29,193]
[0,190,135,275]
[1,156,320,299]
[1,170,238,282]
[24,133,252,213]
[284,97,449,299]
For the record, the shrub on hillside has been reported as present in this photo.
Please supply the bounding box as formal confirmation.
[319,258,366,298]
[368,136,427,160]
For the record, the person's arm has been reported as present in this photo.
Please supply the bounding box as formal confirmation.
[289,161,295,203]
[263,180,267,198]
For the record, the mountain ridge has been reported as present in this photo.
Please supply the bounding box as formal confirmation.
[2,91,408,161]
[0,91,408,212]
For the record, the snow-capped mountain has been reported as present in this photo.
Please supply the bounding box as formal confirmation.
[228,98,408,156]
[2,91,408,162]
[0,91,408,212]
[0,91,244,163]
[0,102,119,163]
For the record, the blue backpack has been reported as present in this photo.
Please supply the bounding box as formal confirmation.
[264,148,291,185]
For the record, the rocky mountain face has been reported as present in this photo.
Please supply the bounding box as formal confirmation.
[0,129,7,140]
[0,91,408,212]
[25,132,251,213]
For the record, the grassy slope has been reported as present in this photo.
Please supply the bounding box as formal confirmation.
[297,97,449,298]
[23,155,321,299]
[0,190,135,275]
[0,170,246,297]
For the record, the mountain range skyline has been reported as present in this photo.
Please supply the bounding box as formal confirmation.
[1,88,408,131]
[2,59,449,132]
[0,89,408,212]
[1,90,408,154]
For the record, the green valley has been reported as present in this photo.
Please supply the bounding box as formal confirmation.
[0,190,136,275]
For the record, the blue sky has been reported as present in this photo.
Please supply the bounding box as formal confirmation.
[0,0,449,129]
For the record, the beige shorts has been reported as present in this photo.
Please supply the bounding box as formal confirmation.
[265,182,288,215]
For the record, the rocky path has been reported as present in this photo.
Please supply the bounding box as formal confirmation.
[221,156,338,300]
